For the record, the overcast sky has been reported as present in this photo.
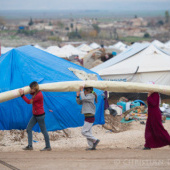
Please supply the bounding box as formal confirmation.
[0,0,170,11]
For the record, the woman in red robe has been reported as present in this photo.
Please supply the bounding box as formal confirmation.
[144,92,170,149]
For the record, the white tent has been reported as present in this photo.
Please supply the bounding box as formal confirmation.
[164,40,170,53]
[112,41,129,51]
[45,45,87,59]
[165,40,170,48]
[62,44,81,55]
[95,44,170,85]
[45,46,68,58]
[152,40,170,54]
[90,42,101,49]
[151,40,165,48]
[77,44,93,52]
[61,45,87,59]
[46,46,60,52]
[1,46,13,54]
[34,44,45,51]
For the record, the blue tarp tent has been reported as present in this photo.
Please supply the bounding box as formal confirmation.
[0,45,105,131]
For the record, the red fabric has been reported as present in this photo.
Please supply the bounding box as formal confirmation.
[22,91,44,116]
[145,92,170,148]
[85,117,95,123]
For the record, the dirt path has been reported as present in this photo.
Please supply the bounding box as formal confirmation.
[0,148,170,170]
[1,120,170,169]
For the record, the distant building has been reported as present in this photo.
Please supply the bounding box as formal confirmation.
[129,17,148,27]
[30,23,54,31]
[117,27,146,37]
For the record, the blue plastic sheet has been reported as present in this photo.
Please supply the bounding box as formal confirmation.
[0,45,105,131]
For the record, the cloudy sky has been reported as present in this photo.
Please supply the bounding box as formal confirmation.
[0,0,170,11]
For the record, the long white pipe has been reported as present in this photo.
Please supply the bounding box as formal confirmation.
[0,81,170,103]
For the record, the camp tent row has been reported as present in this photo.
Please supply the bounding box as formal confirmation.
[2,40,169,58]
[0,45,104,131]
[0,41,128,58]
[92,43,170,85]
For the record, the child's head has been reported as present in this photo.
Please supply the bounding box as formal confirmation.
[84,87,93,95]
[84,87,98,103]
[29,81,39,93]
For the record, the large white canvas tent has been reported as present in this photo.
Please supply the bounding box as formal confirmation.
[93,44,170,85]
[92,43,149,72]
